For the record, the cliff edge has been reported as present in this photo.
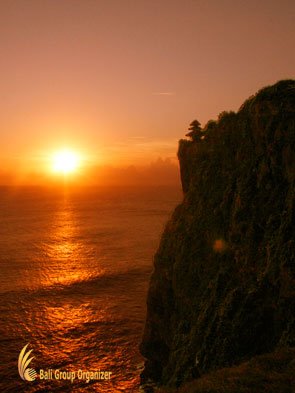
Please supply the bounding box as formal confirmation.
[140,80,295,389]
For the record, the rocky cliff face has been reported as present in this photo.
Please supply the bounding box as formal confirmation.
[140,80,295,388]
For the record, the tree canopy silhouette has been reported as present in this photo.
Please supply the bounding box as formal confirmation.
[185,119,202,141]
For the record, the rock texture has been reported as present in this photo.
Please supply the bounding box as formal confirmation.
[140,80,295,388]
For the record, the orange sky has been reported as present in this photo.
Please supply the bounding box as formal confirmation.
[0,0,294,184]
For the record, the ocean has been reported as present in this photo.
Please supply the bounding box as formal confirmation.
[0,185,181,392]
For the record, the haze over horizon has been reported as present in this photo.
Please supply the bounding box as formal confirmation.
[0,0,294,185]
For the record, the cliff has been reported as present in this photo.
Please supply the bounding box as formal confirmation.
[140,80,295,390]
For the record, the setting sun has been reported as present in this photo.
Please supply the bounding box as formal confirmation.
[52,150,80,174]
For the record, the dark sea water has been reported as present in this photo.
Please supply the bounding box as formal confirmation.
[0,185,181,392]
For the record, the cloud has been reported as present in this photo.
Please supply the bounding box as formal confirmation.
[152,92,176,96]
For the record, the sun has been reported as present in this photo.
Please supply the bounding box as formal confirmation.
[52,150,80,174]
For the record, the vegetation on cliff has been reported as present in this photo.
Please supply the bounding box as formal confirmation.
[140,80,295,390]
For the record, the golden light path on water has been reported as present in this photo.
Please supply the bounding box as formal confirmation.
[29,193,144,392]
[40,199,96,287]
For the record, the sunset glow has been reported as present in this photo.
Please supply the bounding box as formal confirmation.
[52,150,80,174]
[0,2,294,186]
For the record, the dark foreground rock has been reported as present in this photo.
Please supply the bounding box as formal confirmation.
[140,80,295,389]
[157,348,295,393]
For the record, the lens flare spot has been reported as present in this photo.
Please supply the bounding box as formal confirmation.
[213,239,227,253]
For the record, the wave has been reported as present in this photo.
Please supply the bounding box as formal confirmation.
[0,265,152,300]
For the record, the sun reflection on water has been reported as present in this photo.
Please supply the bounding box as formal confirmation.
[32,198,143,390]
[39,199,103,288]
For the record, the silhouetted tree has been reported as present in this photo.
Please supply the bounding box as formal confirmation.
[185,119,203,141]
